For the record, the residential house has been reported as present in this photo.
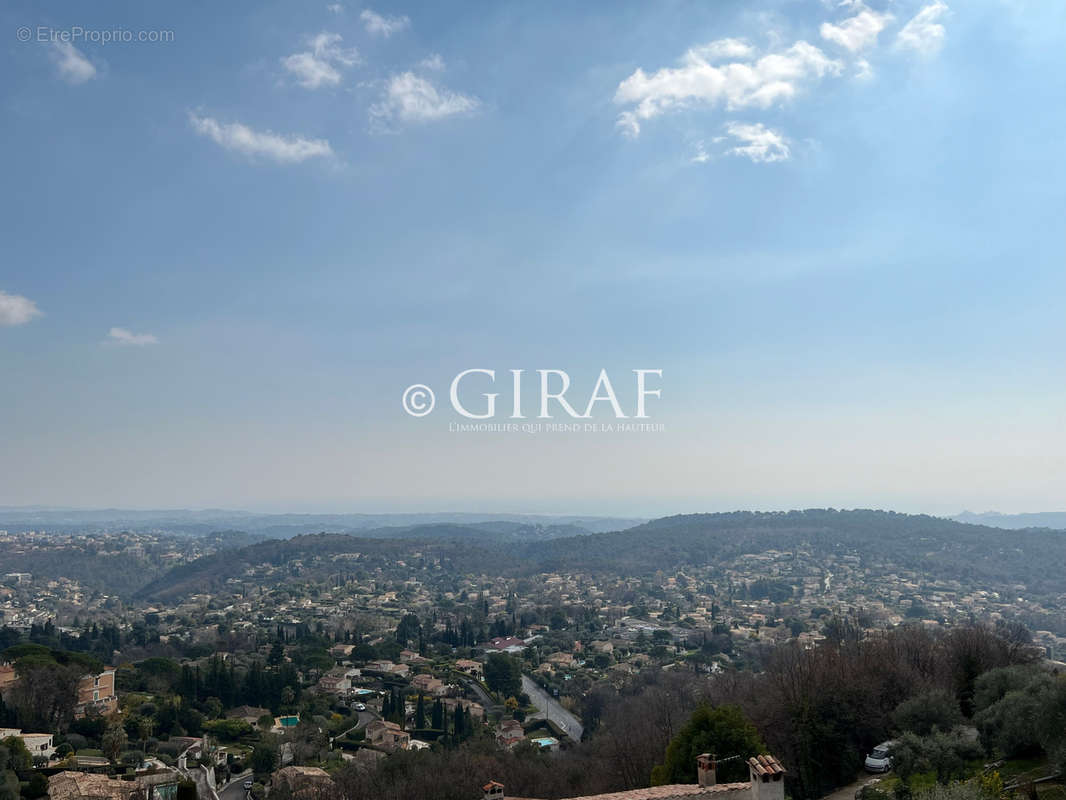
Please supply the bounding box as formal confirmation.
[75,668,118,718]
[398,649,429,665]
[453,659,483,680]
[330,644,355,659]
[48,772,141,800]
[317,669,352,696]
[19,732,55,760]
[410,674,447,697]
[273,766,333,798]
[481,637,526,654]
[443,698,484,720]
[366,720,410,752]
[364,660,410,678]
[1,729,55,760]
[546,652,576,669]
[495,719,524,748]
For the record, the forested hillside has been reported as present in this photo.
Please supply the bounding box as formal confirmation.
[131,510,1066,602]
[524,510,1066,592]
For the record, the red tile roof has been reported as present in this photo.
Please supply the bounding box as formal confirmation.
[511,783,752,800]
[747,755,786,776]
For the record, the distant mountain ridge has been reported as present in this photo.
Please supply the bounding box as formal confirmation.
[132,509,1066,602]
[0,508,643,537]
[953,511,1066,530]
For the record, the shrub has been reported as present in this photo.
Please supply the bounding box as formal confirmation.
[893,691,964,737]
[974,674,1053,757]
[650,705,765,785]
[22,773,49,799]
[121,750,146,767]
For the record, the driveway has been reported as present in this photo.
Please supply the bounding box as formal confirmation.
[461,678,497,710]
[819,775,887,800]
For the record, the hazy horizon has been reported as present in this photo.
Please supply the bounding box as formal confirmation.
[1,502,1064,521]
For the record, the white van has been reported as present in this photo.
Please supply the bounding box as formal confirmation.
[864,741,896,773]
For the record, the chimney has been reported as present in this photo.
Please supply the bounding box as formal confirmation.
[483,781,505,800]
[696,753,717,788]
[747,755,785,800]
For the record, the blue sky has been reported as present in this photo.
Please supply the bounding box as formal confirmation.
[1,0,1063,515]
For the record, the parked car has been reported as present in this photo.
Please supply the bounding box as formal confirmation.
[354,702,367,711]
[864,741,896,773]
[243,779,253,790]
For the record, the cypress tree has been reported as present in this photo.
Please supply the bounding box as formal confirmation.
[415,694,426,729]
[431,698,443,729]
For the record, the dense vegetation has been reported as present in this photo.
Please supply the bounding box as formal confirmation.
[2,614,1061,800]
[264,623,1058,800]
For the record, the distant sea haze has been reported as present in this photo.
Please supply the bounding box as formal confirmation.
[952,511,1066,529]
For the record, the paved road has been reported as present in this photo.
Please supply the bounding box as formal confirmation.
[218,771,253,800]
[522,675,584,741]
[333,709,377,744]
[462,678,497,710]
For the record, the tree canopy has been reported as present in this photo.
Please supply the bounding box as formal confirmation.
[650,705,766,785]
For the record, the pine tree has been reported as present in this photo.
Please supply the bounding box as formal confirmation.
[415,694,426,729]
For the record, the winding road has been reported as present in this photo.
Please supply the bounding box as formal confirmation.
[218,772,252,800]
[522,675,584,741]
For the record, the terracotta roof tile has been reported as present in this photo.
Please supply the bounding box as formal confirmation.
[747,755,785,776]
[555,782,752,800]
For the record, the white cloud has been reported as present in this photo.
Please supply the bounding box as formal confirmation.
[820,7,893,53]
[107,327,158,346]
[360,9,410,37]
[854,57,875,80]
[896,1,950,55]
[723,121,791,163]
[326,3,344,13]
[189,112,334,164]
[0,291,42,327]
[614,40,842,137]
[418,53,445,71]
[370,72,479,125]
[281,32,359,89]
[50,41,96,84]
[691,141,711,164]
[688,38,757,62]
